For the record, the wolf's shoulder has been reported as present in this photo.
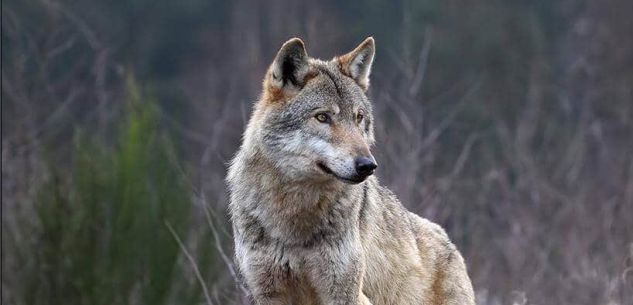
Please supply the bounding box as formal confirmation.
[407,212,458,264]
[366,178,457,256]
[364,177,404,210]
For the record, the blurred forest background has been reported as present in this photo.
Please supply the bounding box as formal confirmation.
[2,0,633,304]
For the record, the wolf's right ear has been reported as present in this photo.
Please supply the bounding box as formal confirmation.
[268,38,310,92]
[337,37,375,91]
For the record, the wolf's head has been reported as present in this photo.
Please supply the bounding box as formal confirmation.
[244,37,377,184]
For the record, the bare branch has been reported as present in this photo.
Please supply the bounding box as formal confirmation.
[165,221,215,305]
[409,28,433,97]
[199,194,250,296]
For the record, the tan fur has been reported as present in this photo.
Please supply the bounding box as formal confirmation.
[262,68,319,104]
[228,37,475,305]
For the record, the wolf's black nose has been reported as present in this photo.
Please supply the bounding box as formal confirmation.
[355,157,377,177]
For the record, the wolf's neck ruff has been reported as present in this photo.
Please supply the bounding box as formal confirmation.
[229,147,364,247]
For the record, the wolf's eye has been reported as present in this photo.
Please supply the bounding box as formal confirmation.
[315,113,331,123]
[356,110,365,124]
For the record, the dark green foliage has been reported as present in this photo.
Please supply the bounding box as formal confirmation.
[6,84,213,305]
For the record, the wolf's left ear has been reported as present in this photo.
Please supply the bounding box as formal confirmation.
[269,38,310,90]
[337,37,375,90]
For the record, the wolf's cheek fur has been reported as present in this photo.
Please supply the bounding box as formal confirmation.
[265,127,357,179]
[305,138,357,178]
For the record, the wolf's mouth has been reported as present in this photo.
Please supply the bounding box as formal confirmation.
[316,162,366,184]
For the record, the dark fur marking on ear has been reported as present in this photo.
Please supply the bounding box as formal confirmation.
[281,57,299,86]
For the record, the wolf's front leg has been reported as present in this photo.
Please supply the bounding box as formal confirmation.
[235,248,289,305]
[436,249,476,305]
[243,269,288,305]
[305,240,372,305]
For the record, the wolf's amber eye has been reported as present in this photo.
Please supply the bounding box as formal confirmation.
[315,113,331,123]
[356,110,365,124]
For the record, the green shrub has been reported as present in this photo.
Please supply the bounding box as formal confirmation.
[7,84,215,305]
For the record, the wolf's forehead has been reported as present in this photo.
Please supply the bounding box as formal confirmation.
[306,62,366,109]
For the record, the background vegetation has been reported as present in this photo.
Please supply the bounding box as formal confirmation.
[2,0,632,304]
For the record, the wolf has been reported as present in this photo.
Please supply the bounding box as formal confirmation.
[227,37,475,305]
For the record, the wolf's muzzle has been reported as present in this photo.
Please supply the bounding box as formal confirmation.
[354,156,377,178]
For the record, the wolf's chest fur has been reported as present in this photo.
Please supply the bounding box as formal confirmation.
[231,169,364,248]
[230,170,368,302]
